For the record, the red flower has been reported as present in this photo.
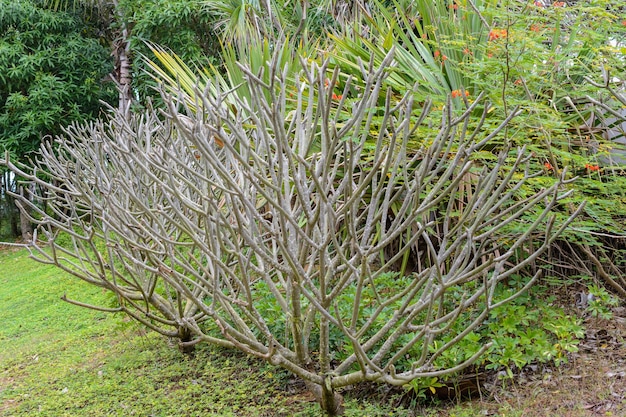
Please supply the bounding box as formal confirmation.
[489,28,507,41]
[534,0,544,7]
[622,20,626,26]
[544,162,554,171]
[332,93,343,101]
[434,50,448,64]
[585,163,600,172]
[451,89,469,98]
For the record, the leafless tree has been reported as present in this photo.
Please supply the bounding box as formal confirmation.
[2,50,581,415]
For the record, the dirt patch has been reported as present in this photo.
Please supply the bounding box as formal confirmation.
[452,307,626,417]
[0,242,28,253]
[0,375,20,413]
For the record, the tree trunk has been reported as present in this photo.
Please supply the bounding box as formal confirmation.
[111,0,132,116]
[116,26,132,116]
[2,172,20,238]
[306,378,344,416]
[18,185,33,242]
[19,208,32,242]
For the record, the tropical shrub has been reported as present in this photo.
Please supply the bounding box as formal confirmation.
[3,45,581,414]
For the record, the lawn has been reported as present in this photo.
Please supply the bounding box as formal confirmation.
[0,247,407,416]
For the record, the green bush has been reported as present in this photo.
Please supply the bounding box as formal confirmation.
[0,0,115,160]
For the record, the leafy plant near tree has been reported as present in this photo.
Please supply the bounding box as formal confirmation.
[0,0,115,239]
[327,0,626,296]
[475,0,626,296]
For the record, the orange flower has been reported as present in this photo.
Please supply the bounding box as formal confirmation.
[332,93,343,101]
[451,89,470,98]
[585,163,600,172]
[488,28,507,41]
[553,1,565,6]
[544,162,554,171]
[530,24,542,32]
[622,20,626,26]
[434,50,448,63]
[534,1,544,6]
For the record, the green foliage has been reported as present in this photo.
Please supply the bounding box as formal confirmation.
[458,0,626,236]
[427,275,583,374]
[418,278,583,379]
[223,270,584,383]
[118,0,220,102]
[0,0,115,160]
[405,376,446,401]
[586,283,620,319]
[401,276,584,400]
[326,0,626,243]
[146,36,308,116]
[321,0,626,280]
[484,295,584,373]
[328,0,497,103]
[329,0,626,299]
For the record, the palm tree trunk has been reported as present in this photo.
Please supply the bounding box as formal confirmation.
[112,0,132,116]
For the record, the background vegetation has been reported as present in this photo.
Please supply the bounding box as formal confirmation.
[0,0,115,238]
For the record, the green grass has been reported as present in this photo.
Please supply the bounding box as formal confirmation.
[0,248,414,417]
